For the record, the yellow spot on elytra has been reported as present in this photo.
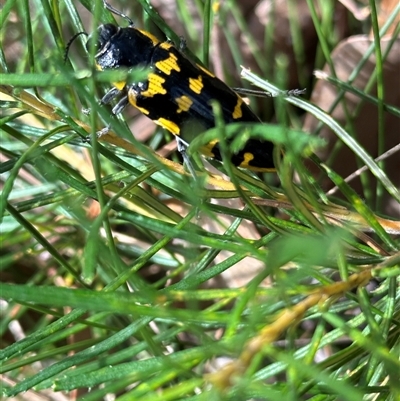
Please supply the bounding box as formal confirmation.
[233,96,243,119]
[189,75,203,94]
[128,91,150,115]
[113,81,126,91]
[160,42,173,50]
[155,52,180,75]
[175,95,193,113]
[196,64,215,78]
[239,152,255,168]
[202,139,219,157]
[141,73,167,97]
[157,118,180,135]
[138,29,160,46]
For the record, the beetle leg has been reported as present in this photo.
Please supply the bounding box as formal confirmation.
[100,87,122,105]
[176,135,198,179]
[96,91,129,137]
[111,95,130,116]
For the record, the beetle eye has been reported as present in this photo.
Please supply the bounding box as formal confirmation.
[86,24,118,53]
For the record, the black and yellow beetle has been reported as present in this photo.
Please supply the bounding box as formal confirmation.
[84,0,275,172]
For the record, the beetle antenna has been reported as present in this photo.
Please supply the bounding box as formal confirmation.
[103,0,134,26]
[64,31,88,63]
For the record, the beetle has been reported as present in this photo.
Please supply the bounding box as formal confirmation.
[84,0,275,172]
